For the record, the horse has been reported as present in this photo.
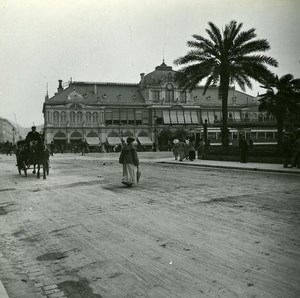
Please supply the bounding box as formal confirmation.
[31,141,50,179]
[16,140,50,179]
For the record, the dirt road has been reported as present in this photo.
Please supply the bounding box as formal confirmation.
[0,153,299,297]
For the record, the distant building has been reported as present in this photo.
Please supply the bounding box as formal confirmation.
[0,117,19,144]
[43,61,277,150]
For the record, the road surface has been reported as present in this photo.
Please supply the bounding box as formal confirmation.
[0,153,299,298]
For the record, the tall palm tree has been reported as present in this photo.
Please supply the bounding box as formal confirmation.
[174,20,278,148]
[259,74,300,146]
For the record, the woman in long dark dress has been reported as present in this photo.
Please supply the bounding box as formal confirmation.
[119,137,139,187]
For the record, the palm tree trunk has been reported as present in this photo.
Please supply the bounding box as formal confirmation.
[220,75,229,149]
[276,115,284,148]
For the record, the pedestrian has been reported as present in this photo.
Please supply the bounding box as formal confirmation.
[239,135,249,163]
[178,139,186,161]
[282,134,292,168]
[197,139,205,159]
[60,144,64,154]
[291,133,300,168]
[186,138,196,161]
[172,139,180,160]
[119,137,139,187]
[50,141,55,156]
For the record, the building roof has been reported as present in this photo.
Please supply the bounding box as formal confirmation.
[142,60,176,87]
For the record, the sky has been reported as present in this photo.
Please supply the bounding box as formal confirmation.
[0,0,299,127]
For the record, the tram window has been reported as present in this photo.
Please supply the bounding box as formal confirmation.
[266,132,273,139]
[274,132,278,139]
[216,132,221,140]
[251,132,257,139]
[257,132,265,139]
[208,132,217,140]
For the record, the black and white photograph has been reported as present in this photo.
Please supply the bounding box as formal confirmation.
[0,0,300,297]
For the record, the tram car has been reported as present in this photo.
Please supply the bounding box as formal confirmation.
[205,128,278,146]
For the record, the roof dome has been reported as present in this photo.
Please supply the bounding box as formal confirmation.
[142,60,176,86]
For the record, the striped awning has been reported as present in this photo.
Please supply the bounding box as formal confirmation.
[177,110,185,124]
[163,110,171,124]
[137,137,153,145]
[106,137,121,145]
[184,111,192,124]
[86,137,100,145]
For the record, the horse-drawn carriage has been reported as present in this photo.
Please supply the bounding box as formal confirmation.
[16,140,50,179]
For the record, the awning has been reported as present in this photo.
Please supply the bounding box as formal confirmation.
[163,110,171,124]
[184,111,192,124]
[177,110,185,124]
[86,137,100,145]
[106,137,121,145]
[137,137,153,145]
[170,111,178,124]
[234,111,241,120]
[191,111,199,124]
[207,111,215,124]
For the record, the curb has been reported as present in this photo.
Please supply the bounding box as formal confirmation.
[160,161,300,175]
[0,279,9,298]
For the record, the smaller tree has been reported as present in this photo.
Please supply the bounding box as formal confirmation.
[259,74,300,147]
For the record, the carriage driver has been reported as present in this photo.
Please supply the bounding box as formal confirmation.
[25,126,41,144]
[25,125,42,156]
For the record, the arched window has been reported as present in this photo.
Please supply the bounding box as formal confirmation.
[60,111,66,123]
[92,112,98,123]
[165,83,174,102]
[53,111,59,123]
[70,111,76,123]
[47,111,52,123]
[86,112,92,123]
[77,112,83,123]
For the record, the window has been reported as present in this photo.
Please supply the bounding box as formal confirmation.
[154,110,163,125]
[153,91,160,102]
[120,110,127,125]
[77,112,83,123]
[135,110,142,125]
[128,110,135,125]
[105,110,112,125]
[53,111,59,123]
[70,111,76,123]
[86,112,92,123]
[92,112,98,123]
[180,92,187,103]
[47,111,52,123]
[60,111,66,123]
[112,110,120,125]
[142,110,149,124]
[165,84,174,102]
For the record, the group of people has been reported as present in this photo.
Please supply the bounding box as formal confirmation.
[0,141,14,155]
[171,138,201,161]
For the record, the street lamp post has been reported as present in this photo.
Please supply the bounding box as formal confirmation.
[12,127,16,146]
[154,116,158,151]
[120,125,124,144]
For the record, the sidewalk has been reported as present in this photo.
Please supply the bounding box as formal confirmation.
[158,157,300,175]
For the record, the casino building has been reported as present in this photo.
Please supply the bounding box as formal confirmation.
[43,60,275,150]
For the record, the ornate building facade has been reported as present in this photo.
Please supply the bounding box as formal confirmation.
[0,117,19,144]
[43,61,276,149]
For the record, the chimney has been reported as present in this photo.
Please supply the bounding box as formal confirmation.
[140,73,145,80]
[57,80,63,92]
[94,84,97,95]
